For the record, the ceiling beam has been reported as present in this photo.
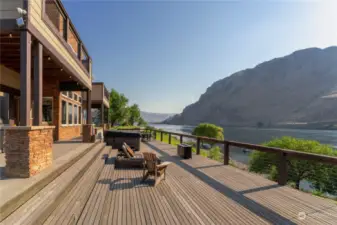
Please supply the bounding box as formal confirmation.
[59,81,88,91]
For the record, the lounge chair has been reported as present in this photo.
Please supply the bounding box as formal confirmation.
[115,143,144,168]
[142,152,171,187]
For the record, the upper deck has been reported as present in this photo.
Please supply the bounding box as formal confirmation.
[84,82,110,108]
[0,0,92,89]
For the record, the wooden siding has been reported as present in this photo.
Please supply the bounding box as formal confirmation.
[0,0,23,19]
[28,0,91,88]
[92,84,103,101]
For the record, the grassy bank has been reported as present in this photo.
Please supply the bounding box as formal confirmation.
[154,132,218,159]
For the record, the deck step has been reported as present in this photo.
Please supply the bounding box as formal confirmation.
[43,146,115,225]
[0,141,101,222]
[1,143,107,225]
[76,149,117,225]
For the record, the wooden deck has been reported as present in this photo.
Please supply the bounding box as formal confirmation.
[47,141,337,225]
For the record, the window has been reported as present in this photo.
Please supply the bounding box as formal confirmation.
[43,97,53,123]
[78,106,82,124]
[74,94,78,101]
[78,97,82,103]
[68,103,73,124]
[61,100,67,124]
[68,92,73,99]
[61,91,68,96]
[74,105,78,124]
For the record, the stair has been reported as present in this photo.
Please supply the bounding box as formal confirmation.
[1,142,108,225]
[44,146,115,225]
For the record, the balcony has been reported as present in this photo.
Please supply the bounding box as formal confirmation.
[24,0,92,88]
[42,0,90,74]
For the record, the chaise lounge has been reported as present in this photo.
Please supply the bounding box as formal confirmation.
[115,143,144,168]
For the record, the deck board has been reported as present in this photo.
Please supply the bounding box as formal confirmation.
[45,140,337,225]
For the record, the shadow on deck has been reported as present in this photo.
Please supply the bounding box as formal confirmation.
[75,141,337,225]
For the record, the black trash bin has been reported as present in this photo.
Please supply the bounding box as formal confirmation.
[177,144,192,159]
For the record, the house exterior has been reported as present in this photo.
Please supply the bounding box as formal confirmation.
[83,82,110,129]
[0,0,95,177]
[0,0,93,140]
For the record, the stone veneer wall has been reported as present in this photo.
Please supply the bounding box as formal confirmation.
[4,126,54,178]
[82,124,94,143]
[59,125,82,140]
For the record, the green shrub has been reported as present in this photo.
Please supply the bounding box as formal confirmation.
[249,136,337,195]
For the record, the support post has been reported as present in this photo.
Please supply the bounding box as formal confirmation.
[20,31,31,126]
[168,133,171,144]
[224,142,229,165]
[196,138,201,155]
[101,104,104,127]
[278,153,288,185]
[86,90,92,124]
[180,135,183,144]
[160,132,163,142]
[33,42,43,126]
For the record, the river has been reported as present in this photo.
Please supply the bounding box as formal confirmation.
[151,124,337,192]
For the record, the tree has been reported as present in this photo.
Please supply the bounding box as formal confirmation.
[192,123,224,146]
[128,104,141,125]
[138,117,147,126]
[249,136,337,195]
[108,89,129,126]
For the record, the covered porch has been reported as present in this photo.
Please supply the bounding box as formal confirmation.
[0,0,95,178]
[83,82,110,130]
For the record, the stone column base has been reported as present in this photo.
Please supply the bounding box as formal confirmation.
[2,126,54,178]
[82,124,95,143]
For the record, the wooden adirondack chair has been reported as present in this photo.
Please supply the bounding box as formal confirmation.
[142,152,171,187]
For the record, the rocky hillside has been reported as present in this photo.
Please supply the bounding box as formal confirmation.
[164,47,337,127]
[141,111,175,123]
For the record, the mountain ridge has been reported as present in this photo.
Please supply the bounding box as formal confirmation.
[164,47,337,128]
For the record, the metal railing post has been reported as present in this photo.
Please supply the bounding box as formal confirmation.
[196,138,201,155]
[278,152,288,185]
[224,143,229,165]
[160,132,163,142]
[169,133,171,144]
[180,135,183,144]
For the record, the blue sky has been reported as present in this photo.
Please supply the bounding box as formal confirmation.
[64,1,337,113]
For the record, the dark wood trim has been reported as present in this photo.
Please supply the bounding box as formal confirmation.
[19,31,31,126]
[86,90,92,124]
[0,85,20,96]
[78,42,82,60]
[41,0,91,76]
[33,42,43,126]
[0,19,18,31]
[223,143,229,165]
[27,24,91,90]
[101,103,104,127]
[196,138,200,155]
[59,81,88,91]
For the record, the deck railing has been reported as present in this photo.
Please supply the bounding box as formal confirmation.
[43,0,91,75]
[146,128,337,186]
